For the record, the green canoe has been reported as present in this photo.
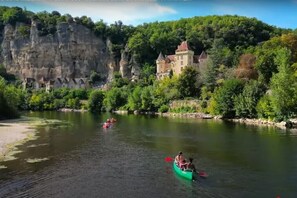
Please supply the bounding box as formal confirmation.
[173,162,194,180]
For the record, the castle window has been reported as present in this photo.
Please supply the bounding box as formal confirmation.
[181,67,183,71]
[181,61,183,65]
[181,55,183,60]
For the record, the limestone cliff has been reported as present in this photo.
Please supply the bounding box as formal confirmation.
[0,20,138,84]
[119,46,140,81]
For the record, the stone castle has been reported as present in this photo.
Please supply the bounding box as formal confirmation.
[156,41,207,79]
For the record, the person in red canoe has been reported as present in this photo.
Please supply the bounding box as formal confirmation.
[103,119,111,128]
[110,118,117,123]
[103,122,109,128]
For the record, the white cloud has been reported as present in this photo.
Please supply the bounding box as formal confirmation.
[41,1,177,25]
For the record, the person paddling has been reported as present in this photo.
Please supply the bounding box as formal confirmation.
[186,157,196,172]
[180,159,187,170]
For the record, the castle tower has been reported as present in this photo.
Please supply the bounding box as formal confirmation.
[156,52,165,74]
[199,51,208,64]
[174,41,195,75]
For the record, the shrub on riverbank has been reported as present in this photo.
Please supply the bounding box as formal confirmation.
[0,77,20,120]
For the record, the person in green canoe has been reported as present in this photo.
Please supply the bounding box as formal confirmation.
[186,158,196,172]
[175,151,186,166]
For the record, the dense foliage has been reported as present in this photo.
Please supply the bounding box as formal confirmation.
[1,6,297,122]
[0,77,20,119]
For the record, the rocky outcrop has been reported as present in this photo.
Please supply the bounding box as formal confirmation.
[119,46,140,81]
[0,21,137,84]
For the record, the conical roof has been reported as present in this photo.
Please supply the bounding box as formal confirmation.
[176,41,190,52]
[199,51,207,59]
[157,52,165,61]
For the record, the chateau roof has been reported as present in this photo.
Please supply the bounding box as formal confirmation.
[199,51,207,60]
[157,52,165,61]
[176,41,191,52]
[166,55,175,62]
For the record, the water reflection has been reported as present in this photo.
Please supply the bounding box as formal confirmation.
[0,112,297,198]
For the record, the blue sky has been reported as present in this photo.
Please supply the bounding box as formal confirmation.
[1,0,297,29]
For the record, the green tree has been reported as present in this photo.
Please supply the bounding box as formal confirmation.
[141,86,154,111]
[88,90,105,112]
[139,63,156,86]
[90,71,103,85]
[200,58,216,91]
[66,98,81,109]
[234,80,266,118]
[2,7,28,25]
[111,72,129,88]
[29,93,43,111]
[17,24,30,37]
[152,76,179,109]
[94,19,107,39]
[0,77,20,119]
[103,87,128,111]
[127,86,142,110]
[269,48,297,120]
[256,95,275,119]
[210,78,244,118]
[177,66,199,98]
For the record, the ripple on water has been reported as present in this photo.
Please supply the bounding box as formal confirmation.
[27,143,49,148]
[26,158,49,163]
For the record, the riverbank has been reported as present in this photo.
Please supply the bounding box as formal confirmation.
[227,118,297,130]
[158,112,297,130]
[58,108,88,112]
[157,112,214,119]
[0,118,36,161]
[93,109,297,130]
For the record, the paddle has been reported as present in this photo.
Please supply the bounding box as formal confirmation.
[165,156,174,162]
[197,170,208,178]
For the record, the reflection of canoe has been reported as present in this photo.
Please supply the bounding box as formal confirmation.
[173,162,194,180]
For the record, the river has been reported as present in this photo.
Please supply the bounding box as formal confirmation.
[0,112,296,198]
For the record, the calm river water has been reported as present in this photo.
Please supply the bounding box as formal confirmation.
[0,112,297,198]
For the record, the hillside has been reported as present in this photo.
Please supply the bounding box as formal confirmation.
[0,6,289,82]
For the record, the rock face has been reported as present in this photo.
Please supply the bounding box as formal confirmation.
[0,21,137,84]
[119,46,140,81]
